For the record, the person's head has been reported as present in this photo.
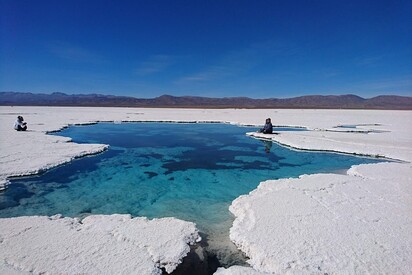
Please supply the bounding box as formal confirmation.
[17,116,23,121]
[266,118,271,123]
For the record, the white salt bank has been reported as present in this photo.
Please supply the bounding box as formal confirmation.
[0,214,199,274]
[228,162,412,274]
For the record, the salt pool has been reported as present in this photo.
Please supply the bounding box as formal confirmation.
[0,123,382,266]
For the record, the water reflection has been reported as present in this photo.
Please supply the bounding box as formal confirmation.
[262,140,273,153]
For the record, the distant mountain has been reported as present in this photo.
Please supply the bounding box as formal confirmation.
[0,92,411,109]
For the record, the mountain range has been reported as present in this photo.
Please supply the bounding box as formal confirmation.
[0,92,411,110]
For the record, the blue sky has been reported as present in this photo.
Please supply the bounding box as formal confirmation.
[1,0,411,98]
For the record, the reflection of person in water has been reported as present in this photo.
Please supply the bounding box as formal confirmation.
[262,140,272,153]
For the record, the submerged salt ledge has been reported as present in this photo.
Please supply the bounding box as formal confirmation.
[1,107,411,274]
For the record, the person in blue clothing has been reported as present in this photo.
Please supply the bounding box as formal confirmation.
[14,116,27,131]
[259,118,273,134]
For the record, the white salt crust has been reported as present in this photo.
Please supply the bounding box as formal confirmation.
[214,265,271,275]
[0,106,411,274]
[228,162,412,274]
[0,214,199,274]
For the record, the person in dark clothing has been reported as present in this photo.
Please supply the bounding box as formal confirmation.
[259,118,273,134]
[14,116,27,131]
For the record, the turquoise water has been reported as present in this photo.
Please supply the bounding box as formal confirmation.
[0,123,381,264]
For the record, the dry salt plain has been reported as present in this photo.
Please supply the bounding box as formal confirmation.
[0,106,411,274]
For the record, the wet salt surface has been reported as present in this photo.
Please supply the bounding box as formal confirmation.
[0,123,382,266]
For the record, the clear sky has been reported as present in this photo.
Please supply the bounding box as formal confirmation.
[1,0,411,98]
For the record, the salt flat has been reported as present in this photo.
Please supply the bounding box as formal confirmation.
[1,107,411,187]
[0,106,411,274]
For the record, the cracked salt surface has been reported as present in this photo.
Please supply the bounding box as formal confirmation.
[1,107,411,274]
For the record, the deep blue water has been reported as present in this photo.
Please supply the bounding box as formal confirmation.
[0,123,381,263]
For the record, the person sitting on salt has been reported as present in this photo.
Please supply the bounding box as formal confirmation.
[14,115,27,131]
[259,118,273,134]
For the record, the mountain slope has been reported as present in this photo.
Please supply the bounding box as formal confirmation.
[0,92,411,109]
